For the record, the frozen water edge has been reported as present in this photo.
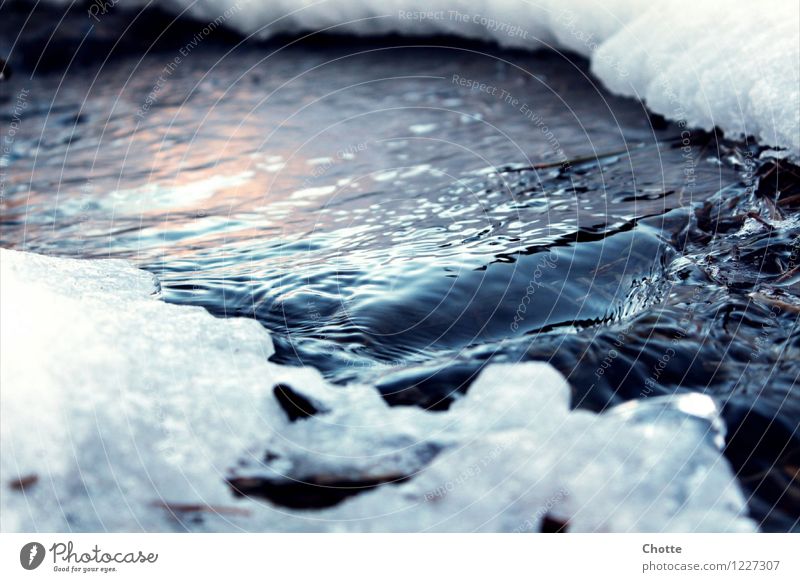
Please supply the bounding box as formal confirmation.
[37,0,800,157]
[0,249,756,532]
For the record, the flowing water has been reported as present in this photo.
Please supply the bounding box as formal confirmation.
[2,39,798,530]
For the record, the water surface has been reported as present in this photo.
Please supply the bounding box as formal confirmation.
[2,41,797,530]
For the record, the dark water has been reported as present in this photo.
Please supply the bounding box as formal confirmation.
[2,38,798,530]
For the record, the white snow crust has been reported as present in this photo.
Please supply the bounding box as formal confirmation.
[1,249,756,532]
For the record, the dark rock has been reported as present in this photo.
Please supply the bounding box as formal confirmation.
[228,473,410,509]
[375,361,486,411]
[273,383,322,422]
[539,515,569,533]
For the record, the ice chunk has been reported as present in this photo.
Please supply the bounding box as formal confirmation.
[315,365,754,532]
[605,393,727,450]
[1,249,755,531]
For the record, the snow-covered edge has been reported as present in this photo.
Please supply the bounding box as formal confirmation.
[0,248,756,532]
[35,0,800,157]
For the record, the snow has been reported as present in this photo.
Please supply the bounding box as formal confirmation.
[1,249,281,531]
[592,1,800,160]
[1,248,756,532]
[38,0,799,157]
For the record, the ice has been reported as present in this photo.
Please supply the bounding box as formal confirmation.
[1,249,755,531]
[37,0,798,157]
[605,393,728,451]
[318,372,754,532]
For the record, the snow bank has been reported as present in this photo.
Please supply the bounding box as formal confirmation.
[592,1,800,160]
[39,0,799,156]
[1,249,755,531]
[1,249,282,531]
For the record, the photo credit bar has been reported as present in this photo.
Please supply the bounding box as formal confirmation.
[1,534,798,581]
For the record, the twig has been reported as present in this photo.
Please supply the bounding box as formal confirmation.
[776,265,799,284]
[151,501,252,517]
[746,211,775,230]
[8,474,38,491]
[498,143,651,174]
[749,293,800,314]
[777,193,800,207]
